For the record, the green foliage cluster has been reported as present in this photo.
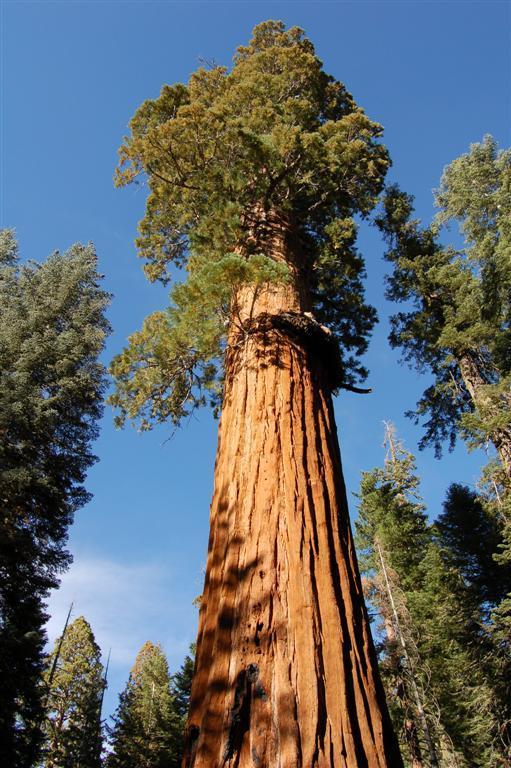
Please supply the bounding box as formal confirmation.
[43,617,104,768]
[110,20,390,429]
[376,136,511,460]
[377,135,511,678]
[107,642,192,768]
[356,430,511,766]
[110,253,289,429]
[40,617,193,768]
[436,483,511,614]
[0,232,110,767]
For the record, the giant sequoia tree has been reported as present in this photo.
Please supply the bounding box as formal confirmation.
[0,232,110,767]
[111,22,402,765]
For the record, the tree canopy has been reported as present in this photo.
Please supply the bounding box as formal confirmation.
[110,20,390,429]
[376,136,511,464]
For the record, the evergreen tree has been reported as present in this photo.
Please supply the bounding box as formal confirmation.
[376,136,511,472]
[110,21,401,764]
[356,426,508,766]
[356,426,444,767]
[376,137,511,662]
[171,647,194,759]
[0,231,110,767]
[107,641,181,768]
[436,483,511,613]
[43,616,105,768]
[435,482,511,762]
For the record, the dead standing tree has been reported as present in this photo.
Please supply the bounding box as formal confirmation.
[111,21,403,767]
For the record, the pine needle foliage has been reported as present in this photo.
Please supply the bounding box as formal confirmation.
[376,136,511,465]
[0,232,110,767]
[170,648,194,757]
[435,483,511,614]
[107,642,182,768]
[42,617,105,768]
[109,20,390,429]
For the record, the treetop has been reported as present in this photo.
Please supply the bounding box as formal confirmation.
[111,21,390,429]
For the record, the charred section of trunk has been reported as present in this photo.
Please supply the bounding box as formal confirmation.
[236,310,345,391]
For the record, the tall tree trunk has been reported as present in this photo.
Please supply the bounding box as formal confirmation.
[183,214,402,767]
[458,352,511,475]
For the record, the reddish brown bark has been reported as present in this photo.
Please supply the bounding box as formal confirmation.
[183,219,402,767]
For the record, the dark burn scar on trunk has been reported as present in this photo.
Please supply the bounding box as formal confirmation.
[183,724,200,766]
[223,664,267,763]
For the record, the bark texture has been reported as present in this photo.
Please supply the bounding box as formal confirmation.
[183,217,402,767]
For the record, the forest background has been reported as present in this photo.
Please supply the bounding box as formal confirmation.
[1,0,509,721]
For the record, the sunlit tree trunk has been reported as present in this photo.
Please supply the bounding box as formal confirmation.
[183,215,402,767]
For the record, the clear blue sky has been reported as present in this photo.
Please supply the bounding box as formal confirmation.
[2,0,510,721]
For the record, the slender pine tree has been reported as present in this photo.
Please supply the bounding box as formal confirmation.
[356,425,445,767]
[107,641,182,768]
[0,231,110,767]
[42,617,105,768]
[376,137,511,472]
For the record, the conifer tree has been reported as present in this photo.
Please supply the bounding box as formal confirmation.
[356,427,509,766]
[436,483,511,614]
[376,137,511,695]
[107,641,181,768]
[171,648,194,759]
[356,425,444,767]
[376,136,511,472]
[0,231,110,767]
[42,616,105,768]
[435,483,511,761]
[111,21,401,765]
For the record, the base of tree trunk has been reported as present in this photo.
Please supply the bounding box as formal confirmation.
[183,326,402,767]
